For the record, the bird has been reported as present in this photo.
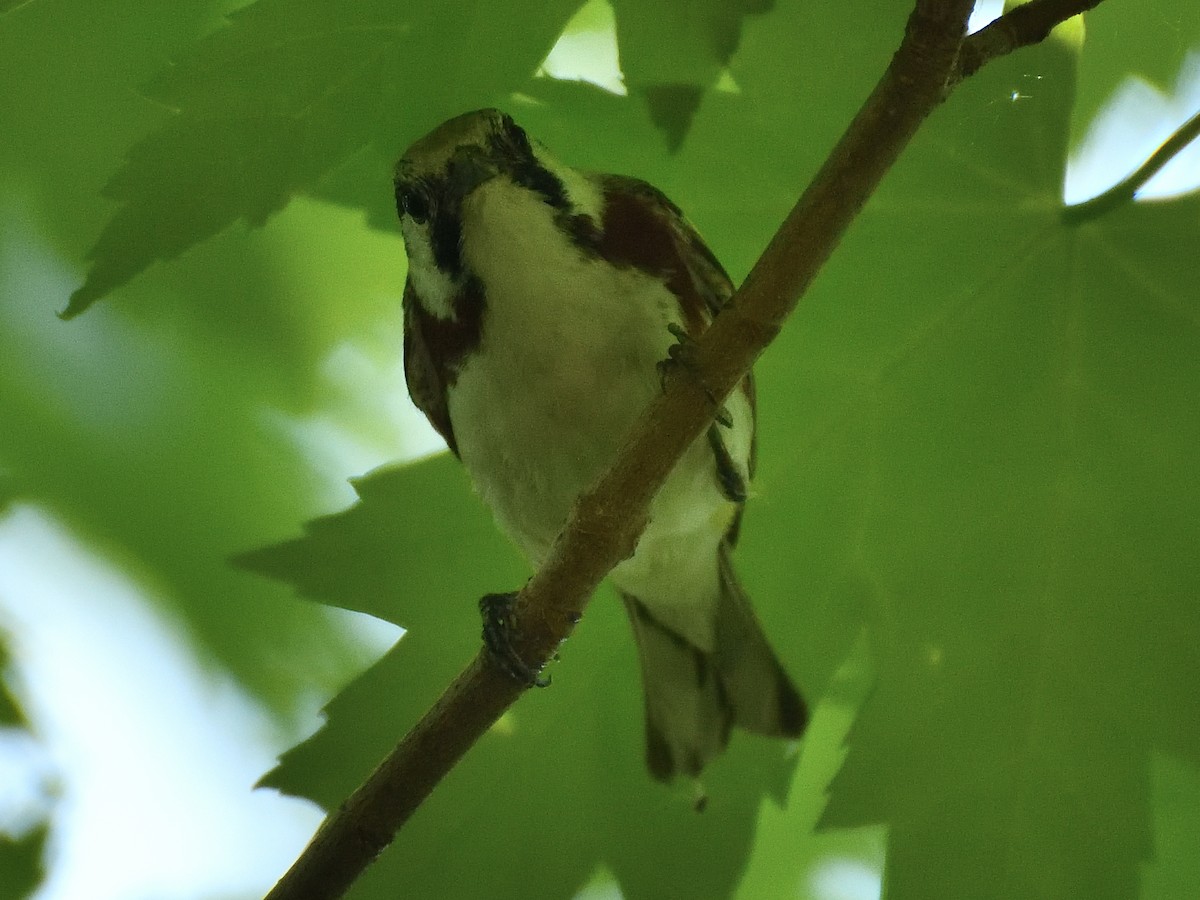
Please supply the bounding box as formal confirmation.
[394,108,806,781]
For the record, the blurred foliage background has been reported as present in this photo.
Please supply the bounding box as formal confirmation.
[2,0,1199,898]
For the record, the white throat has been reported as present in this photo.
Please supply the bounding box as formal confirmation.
[401,216,460,320]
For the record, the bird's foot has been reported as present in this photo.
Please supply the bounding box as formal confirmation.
[479,592,550,688]
[657,323,732,428]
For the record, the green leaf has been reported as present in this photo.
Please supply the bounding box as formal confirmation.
[609,0,770,149]
[0,473,17,517]
[803,35,1200,900]
[736,636,883,898]
[0,638,26,728]
[0,636,45,900]
[68,0,584,315]
[1143,753,1200,899]
[0,825,47,900]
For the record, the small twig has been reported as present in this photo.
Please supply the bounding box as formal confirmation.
[264,1,1109,897]
[1063,109,1200,223]
[955,0,1103,82]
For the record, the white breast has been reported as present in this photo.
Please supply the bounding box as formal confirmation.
[446,176,751,649]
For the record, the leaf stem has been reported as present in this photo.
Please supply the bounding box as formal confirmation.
[1063,108,1200,224]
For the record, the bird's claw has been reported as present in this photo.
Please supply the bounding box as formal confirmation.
[479,592,550,688]
[658,323,733,428]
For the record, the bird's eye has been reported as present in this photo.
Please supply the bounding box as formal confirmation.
[397,185,430,224]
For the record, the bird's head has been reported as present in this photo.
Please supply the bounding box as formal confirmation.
[395,109,512,226]
[395,109,602,320]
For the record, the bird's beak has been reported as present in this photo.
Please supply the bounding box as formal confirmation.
[448,147,500,200]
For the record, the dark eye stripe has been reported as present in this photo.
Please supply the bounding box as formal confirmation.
[430,207,463,275]
[395,175,460,274]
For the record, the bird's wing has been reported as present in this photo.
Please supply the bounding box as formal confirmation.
[595,174,734,322]
[595,174,757,494]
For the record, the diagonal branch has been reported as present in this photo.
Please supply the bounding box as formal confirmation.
[265,0,1106,897]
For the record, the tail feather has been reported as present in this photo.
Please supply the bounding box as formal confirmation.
[713,542,808,737]
[622,596,730,779]
[621,544,806,781]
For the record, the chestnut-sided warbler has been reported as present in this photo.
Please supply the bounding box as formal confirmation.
[395,109,805,779]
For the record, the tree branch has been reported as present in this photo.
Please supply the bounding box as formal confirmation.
[954,0,1102,82]
[265,1,1107,897]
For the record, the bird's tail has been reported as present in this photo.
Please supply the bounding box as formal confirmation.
[620,543,807,781]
